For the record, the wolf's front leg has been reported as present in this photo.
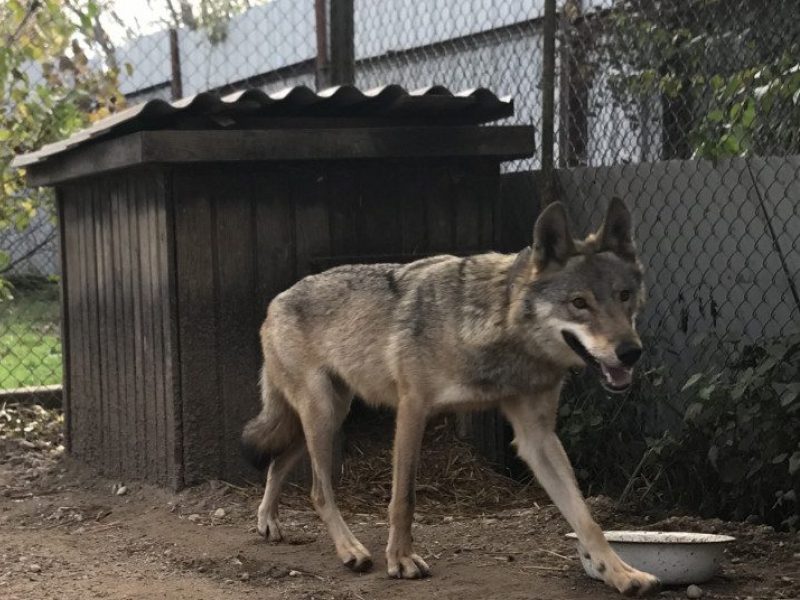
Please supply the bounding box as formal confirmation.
[502,394,660,597]
[386,395,431,579]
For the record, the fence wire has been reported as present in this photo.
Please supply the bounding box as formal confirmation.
[356,0,545,171]
[556,0,800,379]
[0,205,61,398]
[3,0,798,428]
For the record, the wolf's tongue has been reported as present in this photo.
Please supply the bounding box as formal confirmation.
[600,363,632,387]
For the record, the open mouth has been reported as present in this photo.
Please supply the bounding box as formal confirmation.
[561,331,633,393]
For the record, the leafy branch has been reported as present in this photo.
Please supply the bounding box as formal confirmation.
[595,0,800,159]
[1,0,124,294]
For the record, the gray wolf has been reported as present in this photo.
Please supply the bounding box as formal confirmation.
[241,198,659,596]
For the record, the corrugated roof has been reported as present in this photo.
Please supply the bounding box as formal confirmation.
[13,85,514,168]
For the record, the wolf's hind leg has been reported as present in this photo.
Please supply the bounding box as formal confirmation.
[386,393,430,579]
[296,373,372,572]
[502,393,660,597]
[257,436,305,542]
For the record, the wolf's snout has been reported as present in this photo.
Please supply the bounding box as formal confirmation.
[615,341,642,367]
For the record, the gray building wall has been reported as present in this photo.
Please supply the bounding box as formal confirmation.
[557,156,800,379]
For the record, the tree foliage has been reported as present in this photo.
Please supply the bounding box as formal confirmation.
[159,0,258,44]
[560,333,800,530]
[599,0,800,159]
[1,0,122,258]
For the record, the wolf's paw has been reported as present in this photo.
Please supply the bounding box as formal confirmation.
[606,564,660,597]
[386,552,430,580]
[337,541,373,573]
[256,516,283,543]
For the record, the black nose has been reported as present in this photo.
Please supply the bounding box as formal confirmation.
[616,342,642,367]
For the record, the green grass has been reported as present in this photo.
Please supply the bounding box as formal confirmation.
[0,282,62,389]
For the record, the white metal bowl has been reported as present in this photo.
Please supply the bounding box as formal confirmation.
[565,531,736,585]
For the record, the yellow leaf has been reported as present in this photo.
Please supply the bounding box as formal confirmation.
[89,106,110,122]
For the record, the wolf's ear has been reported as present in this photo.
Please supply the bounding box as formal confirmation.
[532,202,575,269]
[507,245,532,295]
[598,197,636,261]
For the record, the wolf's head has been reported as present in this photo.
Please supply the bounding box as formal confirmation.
[508,198,645,393]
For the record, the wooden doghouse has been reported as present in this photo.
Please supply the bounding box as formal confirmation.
[14,85,536,489]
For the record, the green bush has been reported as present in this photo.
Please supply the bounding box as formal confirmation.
[559,333,800,530]
[558,367,666,497]
[676,333,800,528]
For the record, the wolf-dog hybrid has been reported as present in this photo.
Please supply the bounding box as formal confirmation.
[241,198,659,596]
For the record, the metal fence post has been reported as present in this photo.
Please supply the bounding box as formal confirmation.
[169,28,183,100]
[315,0,355,89]
[541,0,557,204]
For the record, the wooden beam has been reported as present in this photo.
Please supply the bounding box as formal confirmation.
[56,189,71,447]
[26,126,536,186]
[0,384,63,409]
[26,132,145,187]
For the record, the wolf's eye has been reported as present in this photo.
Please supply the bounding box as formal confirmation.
[620,290,631,302]
[571,297,588,310]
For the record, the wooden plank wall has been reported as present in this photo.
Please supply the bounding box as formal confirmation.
[462,170,543,472]
[172,158,504,485]
[60,160,537,488]
[60,168,180,488]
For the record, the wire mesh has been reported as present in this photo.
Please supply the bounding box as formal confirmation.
[1,0,318,404]
[355,0,545,170]
[0,201,61,399]
[557,0,800,382]
[2,0,798,431]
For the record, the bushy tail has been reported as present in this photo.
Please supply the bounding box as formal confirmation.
[241,367,302,471]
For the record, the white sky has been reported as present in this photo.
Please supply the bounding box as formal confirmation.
[104,0,172,43]
[103,1,273,44]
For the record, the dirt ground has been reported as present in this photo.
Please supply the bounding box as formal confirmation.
[1,406,799,600]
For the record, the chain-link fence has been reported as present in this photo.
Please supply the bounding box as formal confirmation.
[4,0,799,516]
[0,207,61,399]
[553,2,799,523]
[356,0,545,170]
[557,0,799,370]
